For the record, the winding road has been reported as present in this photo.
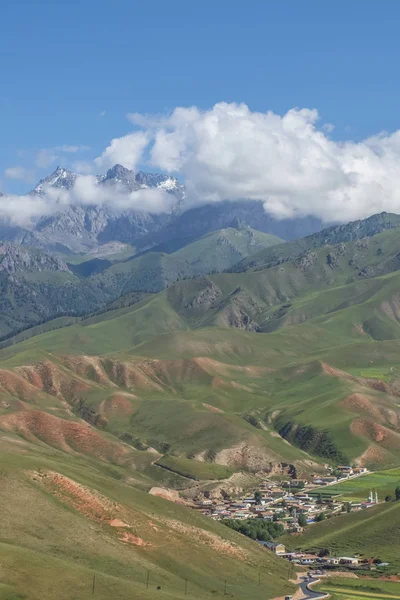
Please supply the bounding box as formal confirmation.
[297,575,329,600]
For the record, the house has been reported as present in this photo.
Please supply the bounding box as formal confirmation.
[336,466,353,476]
[259,541,286,554]
[270,488,286,498]
[327,558,340,565]
[320,476,337,484]
[258,511,274,520]
[353,467,367,474]
[339,557,359,565]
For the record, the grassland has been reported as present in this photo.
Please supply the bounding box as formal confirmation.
[282,500,400,568]
[309,469,400,501]
[0,440,295,600]
[156,456,233,480]
[316,577,400,600]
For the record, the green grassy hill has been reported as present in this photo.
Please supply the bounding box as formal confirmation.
[233,211,400,272]
[281,499,400,568]
[0,440,295,600]
[4,214,400,595]
[0,226,282,340]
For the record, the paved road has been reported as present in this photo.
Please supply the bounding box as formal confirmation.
[298,575,329,600]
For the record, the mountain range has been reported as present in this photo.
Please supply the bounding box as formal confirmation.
[1,164,324,254]
[2,194,400,596]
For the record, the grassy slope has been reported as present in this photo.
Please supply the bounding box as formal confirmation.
[317,577,400,600]
[0,442,294,600]
[281,500,400,567]
[309,468,400,501]
[0,226,281,339]
[233,211,400,272]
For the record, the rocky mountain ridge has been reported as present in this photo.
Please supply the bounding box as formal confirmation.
[1,165,324,254]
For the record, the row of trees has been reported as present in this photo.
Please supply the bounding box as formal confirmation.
[222,519,284,541]
[385,485,400,502]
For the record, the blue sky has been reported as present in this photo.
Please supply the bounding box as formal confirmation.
[2,0,400,198]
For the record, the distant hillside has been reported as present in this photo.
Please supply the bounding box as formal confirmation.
[281,500,400,569]
[0,225,282,339]
[232,211,400,272]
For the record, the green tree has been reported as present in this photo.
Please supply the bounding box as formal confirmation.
[345,502,352,513]
[385,495,392,502]
[298,513,307,527]
[315,512,326,522]
[254,490,262,505]
[316,493,323,505]
[395,486,400,501]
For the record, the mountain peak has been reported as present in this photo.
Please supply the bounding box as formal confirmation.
[33,166,77,195]
[104,164,133,180]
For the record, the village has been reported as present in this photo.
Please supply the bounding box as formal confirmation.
[193,465,388,570]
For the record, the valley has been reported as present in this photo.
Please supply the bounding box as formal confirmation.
[2,185,400,597]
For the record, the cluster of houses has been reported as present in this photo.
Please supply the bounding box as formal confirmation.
[258,542,389,570]
[195,467,372,532]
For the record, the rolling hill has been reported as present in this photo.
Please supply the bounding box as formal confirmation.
[281,498,400,569]
[0,225,282,340]
[0,439,295,600]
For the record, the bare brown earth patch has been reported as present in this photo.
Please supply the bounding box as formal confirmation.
[31,470,116,522]
[322,362,398,396]
[0,410,130,463]
[118,531,149,546]
[148,487,187,505]
[356,444,390,466]
[0,369,45,402]
[100,393,136,419]
[109,518,131,528]
[15,361,90,400]
[351,418,400,448]
[162,518,246,559]
[340,393,382,421]
[216,442,278,471]
[202,402,224,413]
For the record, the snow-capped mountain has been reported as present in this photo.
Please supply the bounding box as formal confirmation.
[0,164,324,254]
[20,165,185,252]
[33,164,185,201]
[33,166,78,195]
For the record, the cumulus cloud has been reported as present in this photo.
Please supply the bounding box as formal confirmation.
[122,102,400,222]
[95,131,149,171]
[4,166,35,183]
[5,102,400,226]
[0,174,174,228]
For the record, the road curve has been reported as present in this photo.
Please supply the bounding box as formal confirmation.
[298,575,329,600]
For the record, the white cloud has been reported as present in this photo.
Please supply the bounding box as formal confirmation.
[0,175,174,228]
[48,175,174,213]
[99,110,106,118]
[4,166,35,183]
[6,102,400,227]
[94,131,149,170]
[107,102,400,222]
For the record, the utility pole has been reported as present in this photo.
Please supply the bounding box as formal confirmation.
[224,579,227,595]
[92,573,96,596]
[146,570,150,590]
[258,568,261,586]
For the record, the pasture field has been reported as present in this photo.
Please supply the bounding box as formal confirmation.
[317,577,400,600]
